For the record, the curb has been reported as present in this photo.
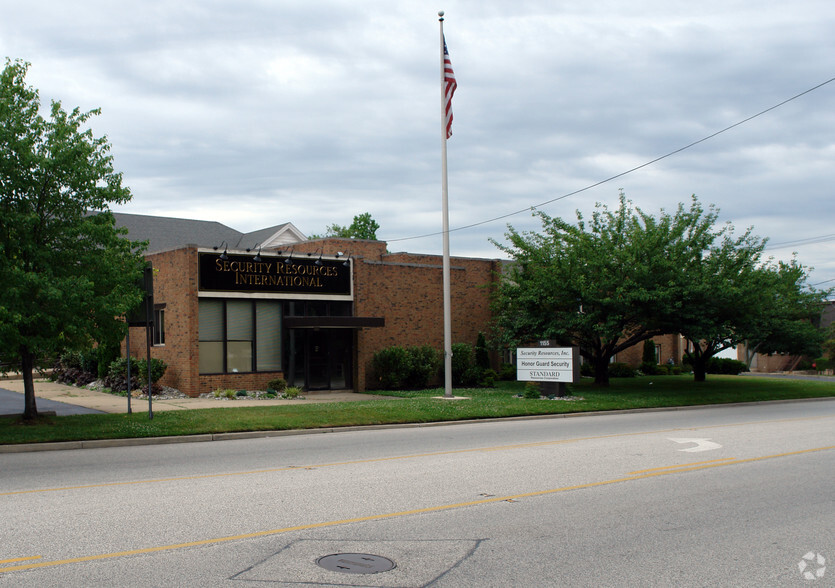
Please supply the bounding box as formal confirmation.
[1,396,833,454]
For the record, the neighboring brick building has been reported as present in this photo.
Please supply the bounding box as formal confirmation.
[118,213,501,397]
[610,333,687,367]
[737,300,835,372]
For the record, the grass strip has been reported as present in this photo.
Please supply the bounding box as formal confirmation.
[1,375,833,445]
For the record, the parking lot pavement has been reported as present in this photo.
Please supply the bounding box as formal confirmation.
[0,387,106,416]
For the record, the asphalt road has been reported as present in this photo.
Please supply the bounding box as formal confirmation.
[1,399,833,587]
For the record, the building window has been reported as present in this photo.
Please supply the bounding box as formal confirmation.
[198,299,282,374]
[153,308,165,346]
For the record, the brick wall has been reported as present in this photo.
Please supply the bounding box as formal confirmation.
[613,334,685,367]
[282,238,500,391]
[126,247,202,396]
[131,240,498,396]
[353,253,499,391]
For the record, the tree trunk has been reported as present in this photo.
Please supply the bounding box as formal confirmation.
[21,346,38,420]
[593,358,610,386]
[692,360,707,382]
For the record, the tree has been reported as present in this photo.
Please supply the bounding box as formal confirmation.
[736,259,827,370]
[491,194,718,385]
[309,212,380,240]
[823,321,835,359]
[676,224,769,381]
[0,59,146,419]
[675,215,827,381]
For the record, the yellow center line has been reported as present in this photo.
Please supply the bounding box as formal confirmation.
[628,457,736,474]
[2,444,832,575]
[0,556,41,565]
[2,413,833,497]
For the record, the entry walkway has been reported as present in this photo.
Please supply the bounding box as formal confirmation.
[0,379,387,417]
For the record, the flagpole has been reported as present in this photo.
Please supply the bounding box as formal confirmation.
[439,11,453,398]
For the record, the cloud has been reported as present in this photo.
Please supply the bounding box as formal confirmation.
[2,0,835,287]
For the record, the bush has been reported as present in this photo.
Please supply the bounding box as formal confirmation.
[580,362,594,377]
[266,378,287,392]
[451,342,473,387]
[523,382,541,399]
[706,358,748,375]
[212,388,237,399]
[52,350,98,387]
[136,358,167,386]
[96,341,122,379]
[104,356,141,393]
[498,363,517,381]
[608,362,637,378]
[283,386,302,398]
[813,357,832,371]
[404,345,441,389]
[642,340,657,364]
[461,366,497,388]
[103,356,166,394]
[371,346,413,390]
[640,361,657,376]
[475,332,490,369]
[371,345,440,390]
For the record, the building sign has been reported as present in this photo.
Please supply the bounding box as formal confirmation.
[516,344,578,383]
[199,252,351,295]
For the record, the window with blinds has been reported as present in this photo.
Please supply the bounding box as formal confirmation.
[198,300,282,374]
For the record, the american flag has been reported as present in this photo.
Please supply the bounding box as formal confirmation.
[443,36,457,139]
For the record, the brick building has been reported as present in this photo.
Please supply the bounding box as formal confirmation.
[117,213,501,397]
[609,333,687,367]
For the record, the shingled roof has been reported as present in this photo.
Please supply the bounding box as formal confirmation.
[107,212,306,254]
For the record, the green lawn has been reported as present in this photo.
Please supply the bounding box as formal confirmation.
[1,375,833,445]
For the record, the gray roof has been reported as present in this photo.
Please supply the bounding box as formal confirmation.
[105,212,301,254]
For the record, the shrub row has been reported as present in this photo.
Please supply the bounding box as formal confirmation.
[371,345,442,390]
[52,350,167,394]
[371,339,497,390]
[705,357,749,375]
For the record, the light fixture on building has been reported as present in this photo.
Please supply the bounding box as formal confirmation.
[335,251,350,267]
[283,248,294,265]
[213,241,229,261]
[246,243,262,263]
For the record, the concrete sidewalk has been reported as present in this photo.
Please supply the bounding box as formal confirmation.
[0,378,389,416]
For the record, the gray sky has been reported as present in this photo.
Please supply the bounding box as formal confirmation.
[3,0,835,288]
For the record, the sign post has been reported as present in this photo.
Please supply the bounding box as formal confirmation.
[516,340,580,397]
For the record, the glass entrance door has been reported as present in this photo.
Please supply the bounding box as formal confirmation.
[288,329,353,391]
[307,330,330,390]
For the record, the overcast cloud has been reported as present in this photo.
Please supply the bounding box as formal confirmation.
[2,0,834,287]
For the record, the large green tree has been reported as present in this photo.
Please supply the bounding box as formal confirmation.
[735,259,827,372]
[491,194,719,385]
[0,59,146,419]
[675,224,770,381]
[672,211,826,381]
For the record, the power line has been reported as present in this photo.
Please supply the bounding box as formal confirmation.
[766,234,835,251]
[385,75,835,244]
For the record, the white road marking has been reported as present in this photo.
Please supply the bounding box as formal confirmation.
[667,437,723,452]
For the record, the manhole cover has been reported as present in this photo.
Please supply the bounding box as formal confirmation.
[316,553,396,575]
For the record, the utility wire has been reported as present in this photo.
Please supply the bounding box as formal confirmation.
[386,75,835,244]
[765,233,835,251]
